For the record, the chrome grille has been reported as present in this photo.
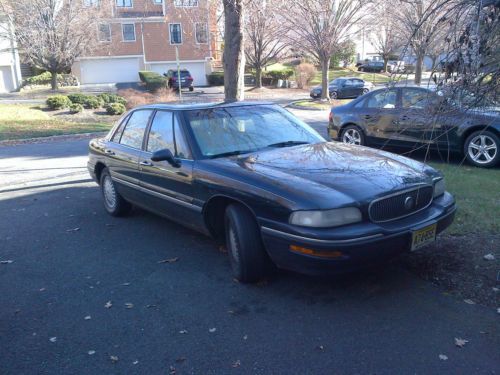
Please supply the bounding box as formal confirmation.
[369,186,433,223]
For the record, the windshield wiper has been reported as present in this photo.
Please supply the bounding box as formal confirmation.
[266,140,311,148]
[208,150,253,159]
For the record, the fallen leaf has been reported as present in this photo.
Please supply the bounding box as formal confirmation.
[209,328,216,333]
[439,354,448,360]
[88,350,96,355]
[121,282,131,286]
[66,227,80,232]
[455,338,469,348]
[49,337,57,343]
[232,360,241,368]
[483,253,495,261]
[110,355,119,363]
[179,330,188,334]
[463,299,475,305]
[243,335,248,340]
[158,257,179,264]
[104,301,112,308]
[125,303,134,309]
[0,260,14,264]
[316,345,324,351]
[133,360,139,365]
[176,357,187,363]
[169,366,176,374]
[39,288,46,292]
[228,310,235,314]
[84,315,91,320]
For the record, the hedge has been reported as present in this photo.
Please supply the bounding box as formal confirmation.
[207,72,224,86]
[138,71,167,92]
[69,103,84,114]
[83,96,103,109]
[46,95,71,110]
[97,93,127,105]
[105,103,126,115]
[67,93,93,104]
[24,72,79,87]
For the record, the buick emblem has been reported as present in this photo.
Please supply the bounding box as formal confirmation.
[404,196,415,210]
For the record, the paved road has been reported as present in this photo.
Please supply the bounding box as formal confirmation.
[0,113,499,374]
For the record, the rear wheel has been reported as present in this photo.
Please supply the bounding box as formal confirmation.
[225,204,274,283]
[330,91,338,99]
[362,88,369,95]
[464,130,499,168]
[100,168,132,216]
[341,125,365,146]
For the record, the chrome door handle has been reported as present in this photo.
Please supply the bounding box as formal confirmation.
[105,149,115,156]
[140,161,153,167]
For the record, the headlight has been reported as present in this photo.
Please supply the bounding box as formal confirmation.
[433,178,446,197]
[289,207,362,228]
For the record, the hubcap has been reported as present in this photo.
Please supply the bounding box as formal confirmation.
[103,175,117,209]
[330,92,337,99]
[342,129,362,145]
[228,226,240,266]
[468,135,497,164]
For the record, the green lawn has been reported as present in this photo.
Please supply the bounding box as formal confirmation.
[429,162,500,235]
[311,68,397,85]
[0,104,113,141]
[292,99,352,110]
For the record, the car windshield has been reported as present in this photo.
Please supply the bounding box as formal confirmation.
[184,105,324,158]
[330,79,341,85]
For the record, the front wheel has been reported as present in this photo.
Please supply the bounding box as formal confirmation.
[225,204,274,283]
[100,168,132,216]
[341,125,365,146]
[464,130,499,168]
[330,91,338,99]
[362,88,369,95]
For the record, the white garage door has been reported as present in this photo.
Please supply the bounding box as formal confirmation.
[79,58,141,84]
[0,66,14,93]
[150,62,207,86]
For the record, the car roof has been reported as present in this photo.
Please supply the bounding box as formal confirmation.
[132,101,275,111]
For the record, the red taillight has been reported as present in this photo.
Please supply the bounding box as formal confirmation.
[187,76,193,80]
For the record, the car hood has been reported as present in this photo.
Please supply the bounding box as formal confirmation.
[206,142,438,210]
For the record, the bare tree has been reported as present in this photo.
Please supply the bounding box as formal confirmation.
[368,2,403,72]
[244,0,287,88]
[281,0,364,100]
[223,0,245,101]
[392,0,457,85]
[0,0,102,90]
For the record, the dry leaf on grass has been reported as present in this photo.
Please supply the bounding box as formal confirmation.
[84,315,91,320]
[110,355,119,363]
[88,350,96,355]
[49,337,57,343]
[66,227,80,232]
[0,260,14,264]
[104,301,112,308]
[455,338,469,347]
[463,299,475,305]
[157,257,179,264]
[209,328,216,333]
[439,354,448,360]
[232,360,241,368]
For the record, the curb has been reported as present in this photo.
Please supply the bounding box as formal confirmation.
[286,100,331,111]
[0,132,108,147]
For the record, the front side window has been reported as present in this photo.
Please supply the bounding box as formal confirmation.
[98,23,111,42]
[174,0,198,6]
[120,110,153,149]
[184,105,323,157]
[147,111,191,159]
[195,23,208,44]
[170,24,182,44]
[122,24,136,41]
[366,90,397,109]
[402,89,434,109]
[116,0,132,7]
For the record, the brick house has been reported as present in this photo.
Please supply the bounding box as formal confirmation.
[72,0,219,86]
[0,14,22,93]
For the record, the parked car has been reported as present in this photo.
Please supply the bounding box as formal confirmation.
[88,102,455,282]
[310,78,374,99]
[357,61,385,73]
[164,69,194,91]
[328,87,500,167]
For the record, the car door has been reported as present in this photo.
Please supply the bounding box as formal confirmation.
[138,110,202,228]
[359,89,399,145]
[395,88,446,147]
[341,79,356,98]
[352,78,365,97]
[105,109,154,202]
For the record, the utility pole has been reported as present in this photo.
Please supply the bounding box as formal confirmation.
[176,46,182,100]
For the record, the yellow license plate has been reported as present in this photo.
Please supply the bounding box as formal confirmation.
[411,223,437,251]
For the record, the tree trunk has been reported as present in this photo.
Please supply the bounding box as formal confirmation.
[383,57,389,73]
[414,52,424,85]
[321,57,330,100]
[255,67,262,88]
[50,71,58,90]
[223,0,245,101]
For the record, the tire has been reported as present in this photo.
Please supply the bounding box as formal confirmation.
[225,204,274,283]
[362,88,369,95]
[100,168,132,216]
[189,86,194,92]
[464,130,500,168]
[341,125,365,146]
[330,91,338,99]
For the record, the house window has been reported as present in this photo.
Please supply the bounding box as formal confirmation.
[98,23,111,42]
[195,23,208,44]
[116,0,132,7]
[153,0,163,3]
[169,24,182,44]
[84,0,100,6]
[122,24,136,42]
[174,0,198,7]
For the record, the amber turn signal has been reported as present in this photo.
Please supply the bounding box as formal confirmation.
[289,245,343,259]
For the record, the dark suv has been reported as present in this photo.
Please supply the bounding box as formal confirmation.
[357,61,385,73]
[164,69,194,91]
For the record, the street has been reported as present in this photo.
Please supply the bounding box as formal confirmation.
[0,110,499,374]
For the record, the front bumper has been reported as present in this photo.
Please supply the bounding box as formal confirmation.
[259,192,456,276]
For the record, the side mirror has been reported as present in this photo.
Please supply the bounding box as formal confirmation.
[151,148,180,168]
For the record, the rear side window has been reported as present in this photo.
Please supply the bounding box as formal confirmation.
[120,110,153,149]
[402,89,434,109]
[366,90,397,109]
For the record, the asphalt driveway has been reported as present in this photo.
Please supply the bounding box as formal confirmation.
[0,123,499,374]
